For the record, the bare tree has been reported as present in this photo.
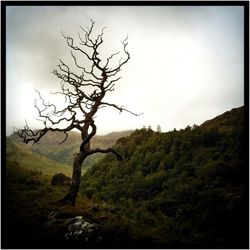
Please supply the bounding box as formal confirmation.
[14,20,140,206]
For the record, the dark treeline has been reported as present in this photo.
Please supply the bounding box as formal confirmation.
[81,106,247,248]
[4,106,248,248]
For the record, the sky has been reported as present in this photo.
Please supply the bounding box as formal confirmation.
[6,5,244,135]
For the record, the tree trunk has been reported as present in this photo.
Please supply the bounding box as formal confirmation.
[60,151,87,206]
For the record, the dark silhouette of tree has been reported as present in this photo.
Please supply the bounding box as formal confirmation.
[14,20,140,206]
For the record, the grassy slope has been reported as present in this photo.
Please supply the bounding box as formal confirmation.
[5,158,141,248]
[4,131,143,248]
[5,160,90,248]
[6,137,72,177]
[4,106,247,248]
[200,106,244,133]
[9,130,133,166]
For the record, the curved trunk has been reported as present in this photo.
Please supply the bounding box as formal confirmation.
[60,121,122,206]
[60,122,93,206]
[60,151,87,206]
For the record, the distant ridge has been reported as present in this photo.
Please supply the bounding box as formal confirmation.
[9,129,133,166]
[8,106,244,167]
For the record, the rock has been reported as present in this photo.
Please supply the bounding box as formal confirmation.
[64,216,99,242]
[45,212,102,244]
[51,173,71,186]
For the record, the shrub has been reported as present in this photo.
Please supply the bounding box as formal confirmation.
[51,173,71,186]
[84,187,97,199]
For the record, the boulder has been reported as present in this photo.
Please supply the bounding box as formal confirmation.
[45,213,102,244]
[64,216,99,242]
[51,173,71,186]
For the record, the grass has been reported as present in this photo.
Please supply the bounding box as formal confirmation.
[4,157,172,248]
[4,106,246,248]
[6,137,72,177]
[5,159,99,248]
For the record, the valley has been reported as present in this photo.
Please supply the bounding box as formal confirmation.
[3,106,248,248]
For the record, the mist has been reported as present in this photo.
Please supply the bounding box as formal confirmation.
[6,5,244,135]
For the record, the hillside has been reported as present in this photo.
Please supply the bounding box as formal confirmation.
[9,130,133,167]
[81,106,247,248]
[6,137,71,177]
[4,106,248,248]
[201,106,244,133]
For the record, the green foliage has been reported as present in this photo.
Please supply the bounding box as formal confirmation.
[4,106,247,248]
[83,187,98,199]
[81,106,247,248]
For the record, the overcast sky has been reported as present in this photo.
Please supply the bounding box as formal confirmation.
[6,5,244,135]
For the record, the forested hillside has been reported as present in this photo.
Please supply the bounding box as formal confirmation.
[4,106,248,248]
[81,106,247,248]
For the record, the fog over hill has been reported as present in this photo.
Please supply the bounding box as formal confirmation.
[9,130,133,167]
[8,106,245,170]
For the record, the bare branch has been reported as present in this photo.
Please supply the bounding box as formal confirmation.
[59,131,69,145]
[104,77,122,91]
[87,147,123,161]
[33,90,78,126]
[106,35,130,76]
[100,102,143,116]
[70,51,102,81]
[16,21,139,152]
[104,51,120,69]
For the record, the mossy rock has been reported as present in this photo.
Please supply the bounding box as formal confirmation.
[51,173,71,186]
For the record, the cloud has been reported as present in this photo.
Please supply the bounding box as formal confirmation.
[6,5,244,135]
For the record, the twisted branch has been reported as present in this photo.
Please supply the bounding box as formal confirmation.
[15,20,139,152]
[87,148,123,161]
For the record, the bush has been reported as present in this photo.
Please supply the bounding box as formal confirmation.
[84,187,97,199]
[51,173,71,186]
